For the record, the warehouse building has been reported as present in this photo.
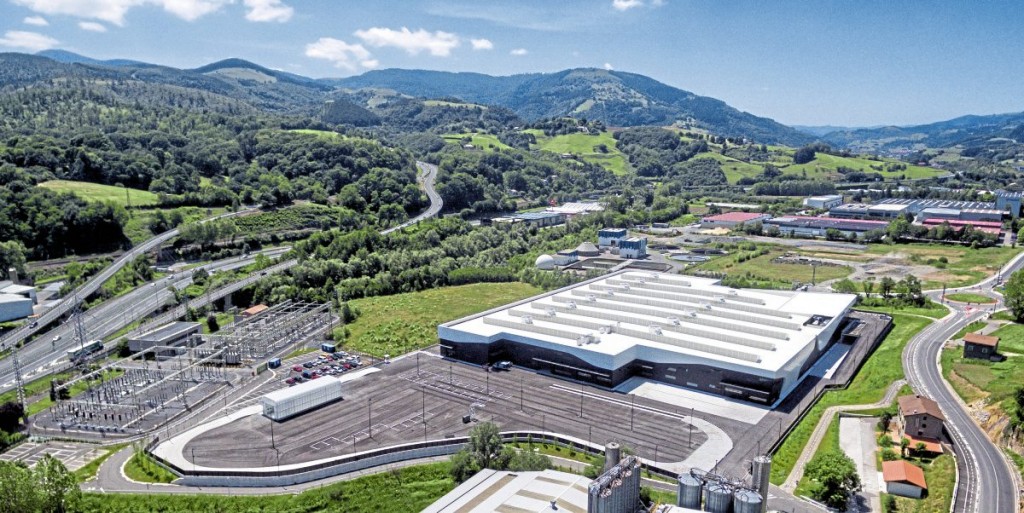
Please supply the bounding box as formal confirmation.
[0,294,33,323]
[803,195,844,210]
[128,321,202,352]
[0,283,37,304]
[883,460,928,499]
[700,212,771,229]
[829,203,909,219]
[489,212,567,228]
[995,190,1023,218]
[439,272,858,405]
[764,216,889,238]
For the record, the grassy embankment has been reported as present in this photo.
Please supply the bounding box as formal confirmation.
[78,461,456,513]
[941,322,1024,414]
[770,313,931,485]
[944,292,996,304]
[341,282,543,357]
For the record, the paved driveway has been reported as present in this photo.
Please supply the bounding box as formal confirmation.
[839,416,882,512]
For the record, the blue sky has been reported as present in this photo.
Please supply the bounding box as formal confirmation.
[1,0,1022,127]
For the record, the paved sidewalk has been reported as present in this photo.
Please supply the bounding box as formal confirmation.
[782,379,906,493]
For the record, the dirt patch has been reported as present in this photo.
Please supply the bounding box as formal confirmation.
[948,368,988,404]
[922,270,960,283]
[697,227,731,236]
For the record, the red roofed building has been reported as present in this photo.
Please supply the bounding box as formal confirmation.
[700,212,771,228]
[241,304,269,318]
[883,460,928,498]
[898,394,945,440]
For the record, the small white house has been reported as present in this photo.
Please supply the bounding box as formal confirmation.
[883,460,927,499]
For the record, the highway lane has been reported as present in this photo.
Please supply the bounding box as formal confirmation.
[0,247,289,392]
[0,208,255,352]
[382,161,443,235]
[904,253,1024,513]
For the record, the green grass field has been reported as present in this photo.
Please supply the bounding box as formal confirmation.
[530,131,629,175]
[442,132,512,152]
[39,180,159,207]
[942,322,1024,413]
[693,152,766,183]
[771,313,931,484]
[861,244,1020,290]
[783,153,945,181]
[689,245,852,286]
[944,292,996,304]
[424,100,487,109]
[287,128,343,139]
[856,299,950,319]
[77,461,456,513]
[342,282,543,357]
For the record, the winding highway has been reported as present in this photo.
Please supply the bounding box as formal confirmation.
[906,252,1024,513]
[382,161,443,234]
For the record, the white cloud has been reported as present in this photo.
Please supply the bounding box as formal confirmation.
[305,37,377,71]
[603,62,614,70]
[354,27,459,57]
[510,48,528,56]
[158,0,228,22]
[0,30,59,51]
[10,0,230,26]
[243,0,292,22]
[79,21,108,32]
[612,0,644,10]
[470,38,493,51]
[23,16,49,26]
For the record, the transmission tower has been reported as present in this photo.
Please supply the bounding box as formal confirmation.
[71,292,89,360]
[11,343,26,414]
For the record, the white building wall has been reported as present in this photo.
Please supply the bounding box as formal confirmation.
[0,296,33,323]
[886,482,924,499]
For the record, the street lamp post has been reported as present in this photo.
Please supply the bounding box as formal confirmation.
[368,397,373,438]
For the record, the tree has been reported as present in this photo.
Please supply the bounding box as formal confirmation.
[0,241,27,280]
[1014,386,1024,426]
[880,277,896,299]
[899,437,910,458]
[832,279,858,294]
[804,451,860,511]
[35,454,80,513]
[914,442,927,455]
[0,401,23,432]
[206,314,220,333]
[0,461,40,513]
[863,278,876,298]
[1004,271,1024,322]
[468,422,505,471]
[507,448,551,471]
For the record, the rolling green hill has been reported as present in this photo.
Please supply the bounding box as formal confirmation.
[529,130,629,175]
[38,180,159,207]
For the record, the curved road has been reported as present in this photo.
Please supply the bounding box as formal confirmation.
[905,251,1024,513]
[382,161,442,235]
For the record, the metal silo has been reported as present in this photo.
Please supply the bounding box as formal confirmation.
[703,482,733,513]
[751,456,771,513]
[732,489,763,513]
[677,473,703,509]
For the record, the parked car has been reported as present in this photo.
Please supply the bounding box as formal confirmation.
[285,378,296,385]
[301,370,311,379]
[294,376,306,383]
[302,361,315,368]
[292,365,303,372]
[491,361,513,371]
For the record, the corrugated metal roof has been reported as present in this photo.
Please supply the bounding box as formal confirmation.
[262,377,342,404]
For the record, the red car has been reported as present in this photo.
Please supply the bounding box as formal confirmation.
[285,378,296,385]
[292,365,303,372]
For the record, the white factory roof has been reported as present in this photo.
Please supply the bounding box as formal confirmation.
[0,293,31,304]
[1,284,34,294]
[445,272,856,373]
[546,202,604,215]
[422,468,590,513]
[261,376,341,404]
[868,203,910,212]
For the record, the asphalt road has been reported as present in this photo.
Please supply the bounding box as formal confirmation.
[904,251,1024,513]
[0,209,254,352]
[381,161,442,235]
[0,247,289,392]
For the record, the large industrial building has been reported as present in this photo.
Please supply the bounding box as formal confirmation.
[439,271,857,405]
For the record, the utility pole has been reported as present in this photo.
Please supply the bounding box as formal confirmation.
[579,383,584,418]
[368,397,373,438]
[630,395,635,431]
[12,343,26,418]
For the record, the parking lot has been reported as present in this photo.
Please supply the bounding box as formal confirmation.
[0,440,106,472]
[182,349,755,471]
